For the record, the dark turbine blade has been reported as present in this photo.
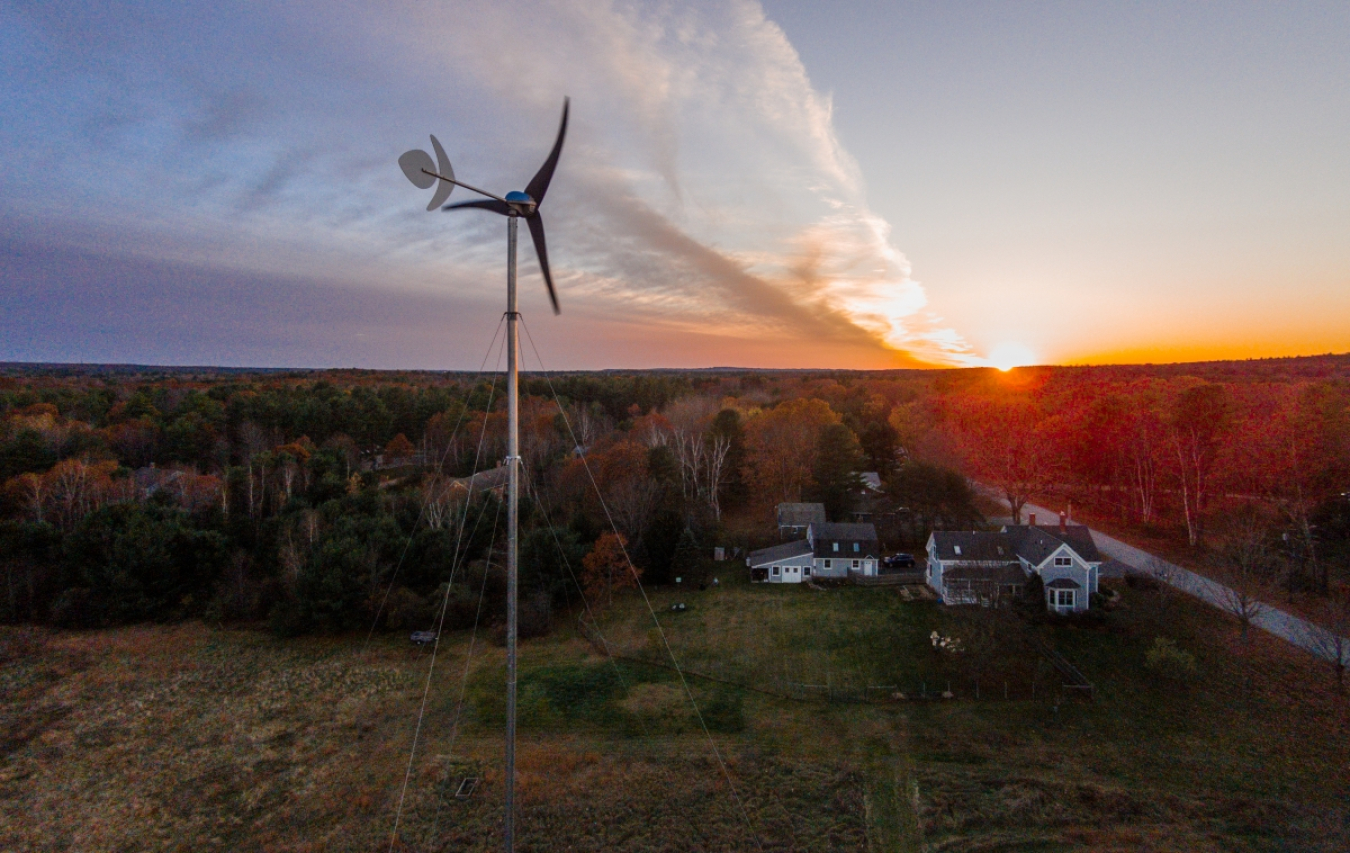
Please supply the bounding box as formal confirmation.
[524,98,569,205]
[526,213,560,314]
[443,199,512,216]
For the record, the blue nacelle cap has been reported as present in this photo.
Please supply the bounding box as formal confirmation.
[505,191,533,203]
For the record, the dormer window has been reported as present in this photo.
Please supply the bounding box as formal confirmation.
[853,543,860,552]
[954,545,962,555]
[832,542,839,552]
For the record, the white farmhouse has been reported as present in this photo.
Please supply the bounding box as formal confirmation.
[926,517,1103,613]
[748,522,882,583]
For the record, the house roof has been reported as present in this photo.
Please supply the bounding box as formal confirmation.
[809,522,878,541]
[859,472,882,492]
[451,466,510,493]
[1046,577,1082,589]
[808,522,880,558]
[943,562,1026,585]
[928,531,1014,562]
[777,502,826,527]
[747,539,814,567]
[1003,524,1102,564]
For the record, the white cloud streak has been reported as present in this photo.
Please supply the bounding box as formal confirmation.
[0,0,980,367]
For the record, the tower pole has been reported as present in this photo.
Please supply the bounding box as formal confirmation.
[504,213,520,853]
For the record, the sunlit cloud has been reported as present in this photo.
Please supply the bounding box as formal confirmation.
[0,0,979,368]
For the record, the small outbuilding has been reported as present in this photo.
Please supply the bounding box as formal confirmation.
[776,502,826,537]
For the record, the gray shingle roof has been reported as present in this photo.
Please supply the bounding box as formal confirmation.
[810,522,878,541]
[929,531,1014,562]
[932,525,1102,566]
[451,466,510,492]
[808,522,880,558]
[1003,524,1102,564]
[747,539,814,567]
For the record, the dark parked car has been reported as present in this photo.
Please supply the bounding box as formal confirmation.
[884,553,916,569]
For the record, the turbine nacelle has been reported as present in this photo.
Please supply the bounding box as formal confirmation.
[504,191,536,216]
[398,98,569,314]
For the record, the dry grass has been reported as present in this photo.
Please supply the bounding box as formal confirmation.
[1,624,422,852]
[3,575,1348,851]
[0,624,878,852]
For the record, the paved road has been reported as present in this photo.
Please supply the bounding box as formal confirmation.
[1003,497,1349,668]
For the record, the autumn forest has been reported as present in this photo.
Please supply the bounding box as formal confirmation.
[2,355,1348,639]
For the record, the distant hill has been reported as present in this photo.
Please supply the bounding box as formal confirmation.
[4,352,1347,382]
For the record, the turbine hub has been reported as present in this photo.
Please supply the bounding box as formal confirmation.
[504,190,536,214]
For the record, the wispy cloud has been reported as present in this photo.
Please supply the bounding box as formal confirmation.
[0,0,979,368]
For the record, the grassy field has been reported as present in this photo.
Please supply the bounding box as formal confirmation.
[3,570,1348,852]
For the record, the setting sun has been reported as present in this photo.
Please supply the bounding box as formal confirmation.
[988,343,1037,371]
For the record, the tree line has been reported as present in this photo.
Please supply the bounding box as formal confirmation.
[2,356,1347,636]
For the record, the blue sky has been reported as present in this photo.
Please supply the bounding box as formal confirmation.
[3,1,1347,369]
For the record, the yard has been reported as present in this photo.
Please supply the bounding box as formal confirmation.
[3,570,1348,852]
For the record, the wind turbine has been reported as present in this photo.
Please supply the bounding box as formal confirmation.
[398,97,568,852]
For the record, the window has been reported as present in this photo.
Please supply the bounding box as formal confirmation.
[1048,589,1075,609]
[1054,556,1072,567]
[772,566,780,576]
[853,542,860,552]
[803,566,811,577]
[852,560,860,569]
[832,542,839,552]
[823,559,832,569]
[954,545,962,555]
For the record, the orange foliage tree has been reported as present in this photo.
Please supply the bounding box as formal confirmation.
[742,398,840,505]
[581,532,639,610]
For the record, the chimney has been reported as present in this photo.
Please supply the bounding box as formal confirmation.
[1028,513,1036,528]
[1059,510,1068,534]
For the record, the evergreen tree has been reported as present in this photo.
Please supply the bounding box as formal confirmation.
[806,423,864,521]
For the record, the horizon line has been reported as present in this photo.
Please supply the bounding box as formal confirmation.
[3,352,1349,377]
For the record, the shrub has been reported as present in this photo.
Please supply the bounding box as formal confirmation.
[1017,574,1047,618]
[382,585,433,631]
[1125,572,1160,591]
[1145,636,1198,682]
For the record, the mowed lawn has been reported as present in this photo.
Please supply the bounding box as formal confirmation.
[3,573,1348,852]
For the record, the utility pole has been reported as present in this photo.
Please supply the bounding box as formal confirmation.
[504,214,520,852]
